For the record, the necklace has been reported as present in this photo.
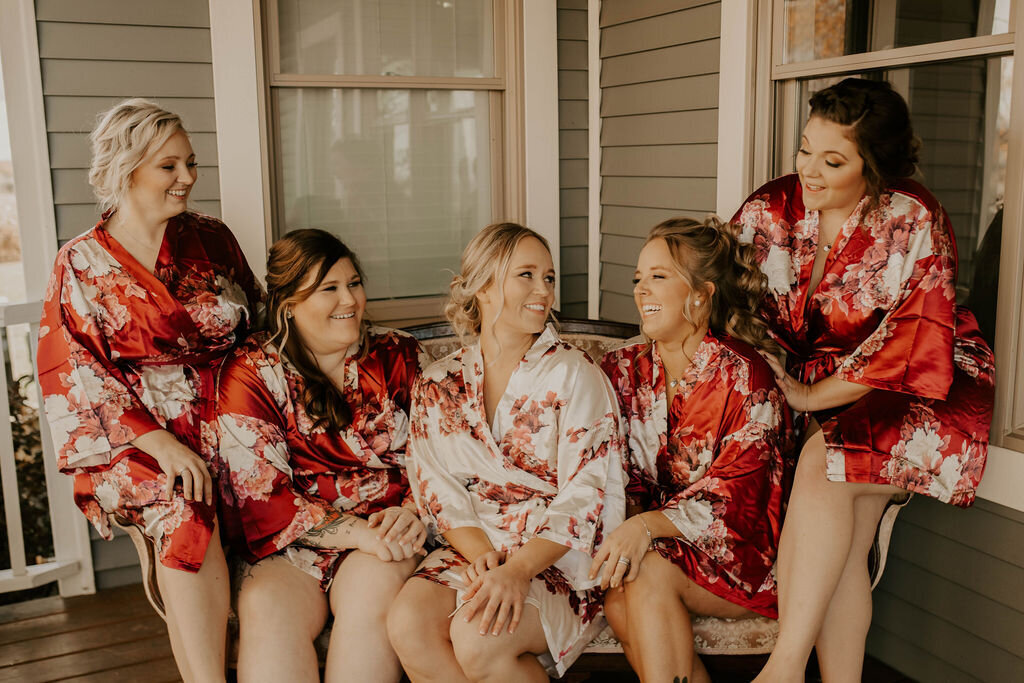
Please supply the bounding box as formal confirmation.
[662,347,693,390]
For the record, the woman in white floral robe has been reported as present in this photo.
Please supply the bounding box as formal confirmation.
[387,223,625,681]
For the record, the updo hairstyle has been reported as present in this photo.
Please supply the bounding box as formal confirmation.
[445,222,553,344]
[89,98,187,213]
[808,78,920,206]
[646,217,779,358]
[265,228,367,431]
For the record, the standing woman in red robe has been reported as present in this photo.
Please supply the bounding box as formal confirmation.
[216,229,427,683]
[732,78,996,682]
[593,217,793,683]
[37,99,261,680]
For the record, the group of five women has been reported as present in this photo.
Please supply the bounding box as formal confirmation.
[38,77,995,683]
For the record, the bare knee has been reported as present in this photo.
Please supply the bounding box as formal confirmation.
[450,626,513,681]
[387,583,446,661]
[604,589,629,642]
[237,570,326,642]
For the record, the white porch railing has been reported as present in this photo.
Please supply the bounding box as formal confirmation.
[0,300,94,596]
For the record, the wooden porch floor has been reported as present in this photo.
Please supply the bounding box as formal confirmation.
[0,583,914,682]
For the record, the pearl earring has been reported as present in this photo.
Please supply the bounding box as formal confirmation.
[286,310,294,319]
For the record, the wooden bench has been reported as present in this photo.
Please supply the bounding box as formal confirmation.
[109,317,910,665]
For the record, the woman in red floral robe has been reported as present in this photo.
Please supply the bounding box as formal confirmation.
[594,218,793,683]
[387,223,625,681]
[37,99,260,680]
[731,79,995,682]
[217,229,427,683]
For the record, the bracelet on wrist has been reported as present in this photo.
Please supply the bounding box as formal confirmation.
[637,514,654,551]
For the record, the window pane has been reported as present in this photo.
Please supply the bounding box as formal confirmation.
[278,0,494,78]
[0,54,26,307]
[783,0,1011,64]
[277,88,492,300]
[781,55,1012,345]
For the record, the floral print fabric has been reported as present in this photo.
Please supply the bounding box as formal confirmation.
[216,328,425,590]
[37,211,260,570]
[601,334,793,618]
[408,325,626,676]
[733,175,995,506]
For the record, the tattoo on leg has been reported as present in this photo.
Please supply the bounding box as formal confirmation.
[303,511,356,547]
[672,677,688,683]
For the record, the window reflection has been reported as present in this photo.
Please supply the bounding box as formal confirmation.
[278,88,491,300]
[783,0,1011,64]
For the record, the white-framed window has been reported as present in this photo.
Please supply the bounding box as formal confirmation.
[754,0,1024,452]
[261,0,523,320]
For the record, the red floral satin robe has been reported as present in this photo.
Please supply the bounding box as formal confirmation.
[408,325,626,676]
[733,175,995,507]
[601,334,793,618]
[37,211,260,571]
[216,328,426,590]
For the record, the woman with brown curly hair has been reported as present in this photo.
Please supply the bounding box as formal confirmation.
[594,217,794,683]
[216,229,427,682]
[732,78,995,682]
[387,223,625,681]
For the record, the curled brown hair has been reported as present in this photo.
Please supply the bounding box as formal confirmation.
[264,229,367,431]
[646,217,779,358]
[808,78,920,209]
[444,222,553,344]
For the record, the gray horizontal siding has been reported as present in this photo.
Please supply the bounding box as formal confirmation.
[37,0,220,244]
[599,0,721,324]
[37,0,218,589]
[868,496,1024,681]
[558,1,589,318]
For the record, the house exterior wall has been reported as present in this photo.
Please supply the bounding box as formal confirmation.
[36,0,220,247]
[597,0,721,323]
[557,0,589,318]
[34,0,219,587]
[868,497,1024,681]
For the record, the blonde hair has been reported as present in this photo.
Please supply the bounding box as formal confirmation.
[445,222,552,344]
[89,98,187,213]
[645,216,780,358]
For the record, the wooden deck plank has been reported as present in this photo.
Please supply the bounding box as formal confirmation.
[0,588,155,645]
[0,614,168,666]
[0,633,173,682]
[60,656,181,682]
[0,594,66,625]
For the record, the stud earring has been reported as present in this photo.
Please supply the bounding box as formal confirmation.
[694,298,702,305]
[286,310,294,319]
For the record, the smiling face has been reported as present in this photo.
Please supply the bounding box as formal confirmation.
[634,237,708,344]
[122,129,197,224]
[477,236,555,341]
[289,257,367,358]
[796,115,867,219]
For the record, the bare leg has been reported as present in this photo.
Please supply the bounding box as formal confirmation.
[324,551,419,683]
[618,550,751,683]
[388,578,470,683]
[755,431,902,682]
[605,587,644,681]
[449,603,549,683]
[813,494,891,683]
[235,555,328,683]
[155,523,230,682]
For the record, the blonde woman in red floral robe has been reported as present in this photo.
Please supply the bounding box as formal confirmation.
[37,99,260,680]
[731,79,996,682]
[388,224,625,681]
[591,218,793,683]
[216,230,428,683]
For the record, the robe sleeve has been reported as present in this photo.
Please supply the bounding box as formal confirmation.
[832,201,957,400]
[532,360,626,558]
[599,349,652,509]
[216,348,331,561]
[407,372,486,536]
[659,381,788,578]
[37,251,162,472]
